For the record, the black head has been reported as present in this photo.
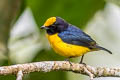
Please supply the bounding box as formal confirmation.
[41,17,69,35]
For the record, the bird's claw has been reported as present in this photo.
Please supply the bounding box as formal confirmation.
[79,62,86,66]
[64,58,72,66]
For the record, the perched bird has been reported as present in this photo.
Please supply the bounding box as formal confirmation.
[41,17,112,63]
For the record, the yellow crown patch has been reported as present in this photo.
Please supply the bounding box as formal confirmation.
[44,17,56,27]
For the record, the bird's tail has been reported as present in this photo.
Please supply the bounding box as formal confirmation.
[95,45,112,54]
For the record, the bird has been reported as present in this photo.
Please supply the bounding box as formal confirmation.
[41,17,112,64]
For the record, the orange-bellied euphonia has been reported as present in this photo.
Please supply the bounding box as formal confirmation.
[41,17,112,63]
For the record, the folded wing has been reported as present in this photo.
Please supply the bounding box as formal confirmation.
[58,25,96,49]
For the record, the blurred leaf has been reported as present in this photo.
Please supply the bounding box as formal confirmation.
[0,75,16,80]
[27,0,105,29]
[105,0,120,6]
[0,0,25,66]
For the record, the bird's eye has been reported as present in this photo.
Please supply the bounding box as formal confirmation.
[48,25,56,29]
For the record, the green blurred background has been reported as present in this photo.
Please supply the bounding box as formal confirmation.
[0,0,120,80]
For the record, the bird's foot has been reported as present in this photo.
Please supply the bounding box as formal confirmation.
[79,62,86,66]
[64,58,72,66]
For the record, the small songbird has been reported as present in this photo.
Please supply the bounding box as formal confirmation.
[41,17,112,63]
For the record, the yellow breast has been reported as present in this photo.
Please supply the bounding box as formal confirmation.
[47,33,91,58]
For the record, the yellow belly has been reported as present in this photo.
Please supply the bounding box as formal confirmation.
[47,33,91,58]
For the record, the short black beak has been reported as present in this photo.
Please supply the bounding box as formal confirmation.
[40,26,45,29]
[40,26,49,29]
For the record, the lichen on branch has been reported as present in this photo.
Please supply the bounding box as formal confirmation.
[0,61,120,80]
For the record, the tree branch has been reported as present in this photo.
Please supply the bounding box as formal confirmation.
[0,61,120,80]
[16,70,23,80]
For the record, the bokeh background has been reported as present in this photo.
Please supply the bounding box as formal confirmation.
[0,0,120,80]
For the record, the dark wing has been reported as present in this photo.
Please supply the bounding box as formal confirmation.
[58,25,96,49]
